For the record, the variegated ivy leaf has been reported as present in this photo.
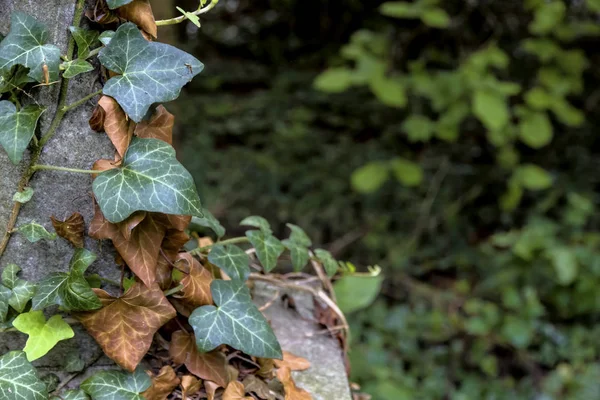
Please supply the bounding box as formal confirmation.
[246,230,285,272]
[240,216,272,234]
[69,26,100,59]
[61,60,94,79]
[189,280,282,359]
[2,263,21,289]
[13,311,75,361]
[51,389,89,400]
[190,209,226,238]
[32,249,101,311]
[0,65,32,94]
[9,279,37,313]
[0,351,47,400]
[98,31,115,46]
[106,0,135,9]
[0,285,11,322]
[314,249,339,277]
[0,101,44,164]
[13,187,34,203]
[0,12,61,83]
[208,244,250,281]
[98,23,203,122]
[281,239,310,272]
[93,138,203,223]
[17,221,57,243]
[81,368,151,400]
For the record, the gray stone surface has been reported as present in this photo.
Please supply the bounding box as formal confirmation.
[253,282,353,400]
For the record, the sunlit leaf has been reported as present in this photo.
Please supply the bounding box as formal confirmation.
[176,6,201,27]
[0,351,47,400]
[246,230,285,272]
[0,101,44,164]
[12,311,75,361]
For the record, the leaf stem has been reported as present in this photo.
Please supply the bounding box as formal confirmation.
[86,47,102,59]
[31,165,96,174]
[155,0,219,26]
[62,89,102,112]
[164,284,184,297]
[189,236,250,255]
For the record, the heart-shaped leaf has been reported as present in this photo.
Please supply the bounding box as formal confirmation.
[9,279,37,313]
[2,263,21,289]
[98,23,203,122]
[190,209,225,238]
[12,311,75,361]
[61,59,94,79]
[16,221,57,242]
[246,230,284,272]
[93,138,203,223]
[106,0,135,9]
[0,12,61,83]
[281,239,310,272]
[314,249,338,277]
[208,244,250,281]
[189,280,282,359]
[240,216,272,234]
[81,368,151,400]
[0,101,44,164]
[69,26,100,59]
[0,351,47,400]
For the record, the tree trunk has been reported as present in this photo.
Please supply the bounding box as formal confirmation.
[0,0,117,370]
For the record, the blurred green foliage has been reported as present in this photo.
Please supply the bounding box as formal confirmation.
[172,0,600,397]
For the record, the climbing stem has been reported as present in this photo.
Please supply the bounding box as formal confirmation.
[155,0,219,26]
[164,284,185,297]
[62,89,102,113]
[189,236,250,255]
[31,165,97,174]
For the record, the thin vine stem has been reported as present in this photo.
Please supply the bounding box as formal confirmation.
[155,0,219,26]
[31,165,96,174]
[62,89,102,113]
[189,236,250,255]
[164,284,185,297]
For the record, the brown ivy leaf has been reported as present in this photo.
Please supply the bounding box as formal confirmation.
[156,229,190,289]
[273,351,311,372]
[155,214,192,232]
[76,282,176,371]
[205,381,221,400]
[242,375,275,400]
[89,104,106,132]
[276,367,312,400]
[98,95,134,158]
[223,381,253,400]
[170,330,230,387]
[51,212,85,248]
[85,1,119,24]
[116,0,157,38]
[142,365,180,400]
[92,158,120,176]
[135,105,174,145]
[119,211,146,241]
[177,253,213,307]
[181,375,202,398]
[257,358,276,379]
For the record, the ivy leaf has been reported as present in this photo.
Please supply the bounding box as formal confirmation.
[0,351,47,400]
[473,90,509,132]
[64,352,85,373]
[106,0,135,9]
[0,101,44,164]
[134,105,175,145]
[9,279,37,313]
[31,274,68,310]
[190,210,226,238]
[98,23,203,122]
[99,31,115,46]
[208,244,250,282]
[93,138,204,223]
[518,111,553,149]
[76,282,176,371]
[69,26,100,59]
[17,221,57,242]
[189,280,282,359]
[176,6,201,27]
[276,367,311,400]
[334,274,384,314]
[246,230,285,273]
[281,240,310,272]
[240,216,272,234]
[223,381,253,400]
[141,366,180,400]
[51,212,85,248]
[12,311,75,361]
[177,253,213,307]
[286,223,312,247]
[81,368,151,400]
[13,187,34,204]
[97,95,135,158]
[2,263,21,289]
[169,330,231,387]
[116,0,158,39]
[50,389,89,400]
[61,59,94,79]
[0,65,33,94]
[0,12,61,83]
[314,249,338,277]
[0,285,11,322]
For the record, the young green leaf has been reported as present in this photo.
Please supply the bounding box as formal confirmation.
[12,311,75,361]
[208,244,251,281]
[2,263,21,289]
[240,216,272,234]
[9,279,36,313]
[190,210,226,238]
[81,368,151,400]
[93,138,204,223]
[189,280,282,359]
[314,249,338,277]
[334,274,384,313]
[246,230,285,272]
[176,6,201,27]
[518,111,553,149]
[0,12,61,83]
[16,221,57,243]
[281,239,310,272]
[13,187,34,204]
[389,157,423,187]
[0,351,47,400]
[61,60,94,79]
[473,90,509,132]
[0,101,44,164]
[69,26,100,59]
[106,0,135,9]
[98,23,203,122]
[314,68,353,93]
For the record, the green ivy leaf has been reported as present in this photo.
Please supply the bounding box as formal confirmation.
[13,187,34,204]
[61,60,94,79]
[9,279,36,313]
[106,0,135,9]
[0,66,32,94]
[0,101,44,164]
[81,368,151,400]
[351,162,389,193]
[31,274,68,311]
[208,244,250,281]
[421,8,451,28]
[369,75,406,108]
[70,248,97,276]
[0,285,11,322]
[189,280,282,358]
[69,26,100,59]
[389,157,423,187]
[334,274,384,313]
[64,352,85,373]
[51,389,89,400]
[98,31,115,46]
[93,138,203,223]
[176,6,201,27]
[240,216,272,234]
[2,263,21,289]
[0,351,47,400]
[314,68,353,93]
[190,209,226,238]
[0,12,61,83]
[314,249,338,277]
[516,164,553,190]
[12,311,75,361]
[473,90,509,132]
[281,239,310,272]
[17,221,57,243]
[286,223,312,247]
[518,111,553,149]
[98,23,203,122]
[246,230,285,272]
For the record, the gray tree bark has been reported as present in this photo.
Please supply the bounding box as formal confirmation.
[0,0,117,371]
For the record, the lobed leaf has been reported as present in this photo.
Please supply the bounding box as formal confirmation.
[141,366,180,400]
[0,351,47,400]
[246,230,285,272]
[240,216,272,234]
[190,209,226,238]
[12,311,75,361]
[61,59,94,79]
[81,368,151,400]
[69,26,100,59]
[314,249,338,277]
[2,263,21,289]
[0,101,44,164]
[17,221,57,243]
[9,279,37,313]
[208,244,250,282]
[178,253,213,307]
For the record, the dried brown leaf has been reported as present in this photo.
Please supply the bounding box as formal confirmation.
[89,104,106,132]
[205,381,221,400]
[181,375,202,398]
[223,381,253,400]
[273,351,311,372]
[135,105,174,145]
[276,367,312,400]
[77,282,176,371]
[257,358,276,379]
[51,212,85,248]
[156,229,191,289]
[242,375,275,400]
[116,0,157,38]
[170,330,230,388]
[142,365,180,400]
[98,95,134,158]
[177,253,213,307]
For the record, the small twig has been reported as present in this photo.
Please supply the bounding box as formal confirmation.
[164,284,185,297]
[309,251,336,303]
[259,289,280,311]
[155,0,219,26]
